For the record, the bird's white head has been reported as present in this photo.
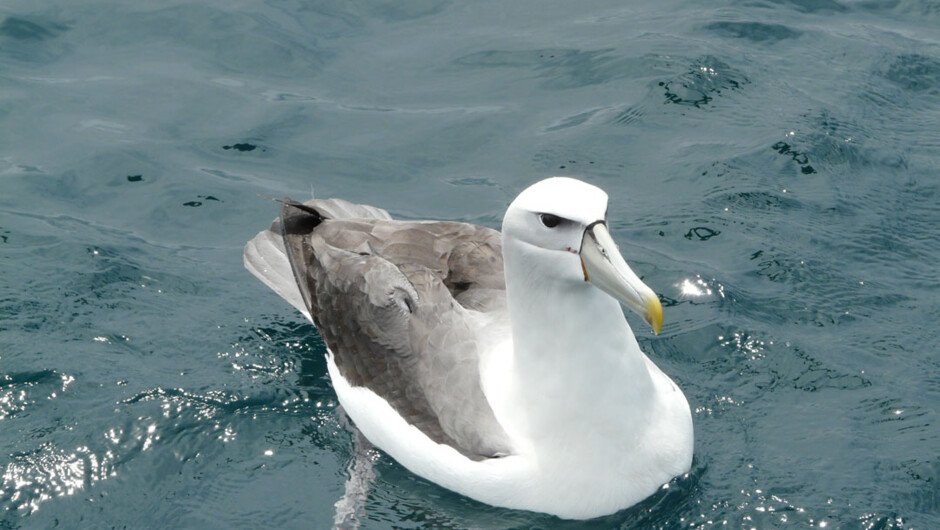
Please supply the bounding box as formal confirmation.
[502,177,663,334]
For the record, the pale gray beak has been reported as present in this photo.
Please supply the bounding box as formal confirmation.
[579,222,663,334]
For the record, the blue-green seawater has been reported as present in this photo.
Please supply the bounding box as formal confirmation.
[1,1,938,528]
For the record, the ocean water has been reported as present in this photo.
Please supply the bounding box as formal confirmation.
[1,0,938,528]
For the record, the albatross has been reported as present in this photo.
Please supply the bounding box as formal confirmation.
[244,177,693,520]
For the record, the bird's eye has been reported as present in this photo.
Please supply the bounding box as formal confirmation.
[539,213,561,228]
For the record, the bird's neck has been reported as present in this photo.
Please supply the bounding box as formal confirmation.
[494,245,656,447]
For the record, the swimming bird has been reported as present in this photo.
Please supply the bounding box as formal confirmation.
[244,177,693,519]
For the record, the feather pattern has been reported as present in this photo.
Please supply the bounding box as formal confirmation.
[274,198,512,459]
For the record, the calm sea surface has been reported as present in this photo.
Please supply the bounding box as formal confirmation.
[2,1,938,528]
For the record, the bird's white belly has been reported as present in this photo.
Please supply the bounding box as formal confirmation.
[327,349,693,520]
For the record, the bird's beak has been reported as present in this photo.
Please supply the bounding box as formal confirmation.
[580,222,663,334]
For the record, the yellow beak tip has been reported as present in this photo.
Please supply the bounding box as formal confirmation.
[651,319,663,336]
[647,297,664,335]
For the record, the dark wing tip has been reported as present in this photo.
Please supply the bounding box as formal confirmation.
[279,198,325,237]
[276,198,327,317]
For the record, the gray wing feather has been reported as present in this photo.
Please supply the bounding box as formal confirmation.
[244,220,311,320]
[307,197,394,221]
[243,199,393,319]
[248,197,512,459]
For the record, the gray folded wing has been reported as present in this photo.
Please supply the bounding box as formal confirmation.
[244,199,395,320]
[248,198,512,459]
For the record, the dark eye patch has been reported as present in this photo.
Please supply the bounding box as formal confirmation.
[539,213,562,228]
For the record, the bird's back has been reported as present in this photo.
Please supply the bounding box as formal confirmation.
[246,198,513,459]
